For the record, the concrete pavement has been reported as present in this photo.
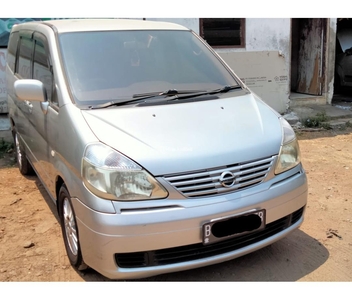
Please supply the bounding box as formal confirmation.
[285,91,352,130]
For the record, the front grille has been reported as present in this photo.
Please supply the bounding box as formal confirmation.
[163,156,275,198]
[115,206,305,268]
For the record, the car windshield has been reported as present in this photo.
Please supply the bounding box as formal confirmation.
[58,29,240,106]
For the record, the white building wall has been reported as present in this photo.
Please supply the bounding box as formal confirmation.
[326,18,337,105]
[245,19,291,54]
[217,19,292,113]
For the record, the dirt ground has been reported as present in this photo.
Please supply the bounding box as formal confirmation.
[0,128,351,282]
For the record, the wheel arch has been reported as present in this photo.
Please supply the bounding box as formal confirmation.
[56,176,65,214]
[9,117,15,135]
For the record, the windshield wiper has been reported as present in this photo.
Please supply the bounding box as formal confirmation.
[90,89,208,108]
[133,89,206,98]
[160,85,242,100]
[91,94,161,109]
[133,86,240,98]
[89,85,242,109]
[208,85,242,94]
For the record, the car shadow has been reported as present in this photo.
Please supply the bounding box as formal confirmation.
[137,229,329,282]
[31,174,61,224]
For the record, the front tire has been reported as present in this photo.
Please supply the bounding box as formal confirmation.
[13,128,34,175]
[58,184,88,271]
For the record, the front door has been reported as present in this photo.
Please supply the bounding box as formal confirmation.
[295,19,326,96]
[29,32,56,195]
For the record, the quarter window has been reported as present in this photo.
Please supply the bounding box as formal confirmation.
[17,37,33,79]
[7,31,19,72]
[33,39,53,101]
[200,18,245,48]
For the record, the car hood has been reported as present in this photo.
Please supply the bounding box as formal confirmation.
[81,93,282,176]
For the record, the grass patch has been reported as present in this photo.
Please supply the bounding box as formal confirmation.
[345,121,352,128]
[302,111,330,129]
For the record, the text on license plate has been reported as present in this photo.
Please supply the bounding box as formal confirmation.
[202,209,266,245]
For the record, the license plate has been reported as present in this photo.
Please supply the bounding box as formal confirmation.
[202,209,266,245]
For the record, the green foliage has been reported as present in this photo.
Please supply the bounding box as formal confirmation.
[0,139,14,158]
[345,121,352,128]
[303,111,330,128]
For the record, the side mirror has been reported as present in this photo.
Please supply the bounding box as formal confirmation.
[14,79,49,114]
[14,79,47,102]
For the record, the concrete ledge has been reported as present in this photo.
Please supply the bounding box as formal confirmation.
[0,115,10,130]
[0,114,12,143]
[289,94,327,108]
[290,104,352,121]
[323,118,352,130]
[0,130,12,143]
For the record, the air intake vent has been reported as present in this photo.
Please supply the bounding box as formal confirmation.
[115,206,305,268]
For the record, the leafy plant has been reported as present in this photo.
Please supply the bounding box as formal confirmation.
[0,139,14,158]
[303,111,330,128]
[345,121,352,128]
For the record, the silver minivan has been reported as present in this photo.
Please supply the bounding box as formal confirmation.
[6,19,307,280]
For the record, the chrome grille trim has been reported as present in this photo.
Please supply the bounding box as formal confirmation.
[163,156,275,198]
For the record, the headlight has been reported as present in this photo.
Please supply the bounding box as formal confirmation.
[82,143,168,200]
[275,118,301,174]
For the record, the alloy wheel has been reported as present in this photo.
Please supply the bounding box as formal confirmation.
[63,197,78,256]
[15,133,23,170]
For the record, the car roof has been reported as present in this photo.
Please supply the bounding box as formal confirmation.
[12,18,189,33]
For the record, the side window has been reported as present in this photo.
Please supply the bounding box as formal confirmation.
[7,31,19,72]
[33,39,53,102]
[16,37,33,79]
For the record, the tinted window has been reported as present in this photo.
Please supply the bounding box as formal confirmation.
[17,37,33,79]
[59,30,239,106]
[33,39,53,101]
[6,31,19,72]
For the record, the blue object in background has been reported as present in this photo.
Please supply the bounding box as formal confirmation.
[0,18,43,47]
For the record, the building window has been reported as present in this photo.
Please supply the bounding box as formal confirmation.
[200,18,245,48]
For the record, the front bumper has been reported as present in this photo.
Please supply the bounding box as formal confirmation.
[72,166,308,280]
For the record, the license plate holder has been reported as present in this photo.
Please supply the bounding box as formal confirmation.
[202,209,266,245]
